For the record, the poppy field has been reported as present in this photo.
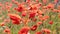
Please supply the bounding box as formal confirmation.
[0,0,60,34]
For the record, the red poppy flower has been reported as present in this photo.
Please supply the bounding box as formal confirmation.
[0,22,5,26]
[30,25,38,31]
[37,22,42,26]
[49,20,53,25]
[42,29,51,34]
[4,28,10,33]
[35,31,42,34]
[12,20,20,25]
[18,26,30,34]
[4,28,11,34]
[8,14,21,25]
[8,14,21,21]
[17,7,23,12]
[22,11,27,17]
[29,12,36,18]
[29,5,38,10]
[47,3,54,9]
[39,17,46,21]
[44,16,49,20]
[16,4,25,12]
